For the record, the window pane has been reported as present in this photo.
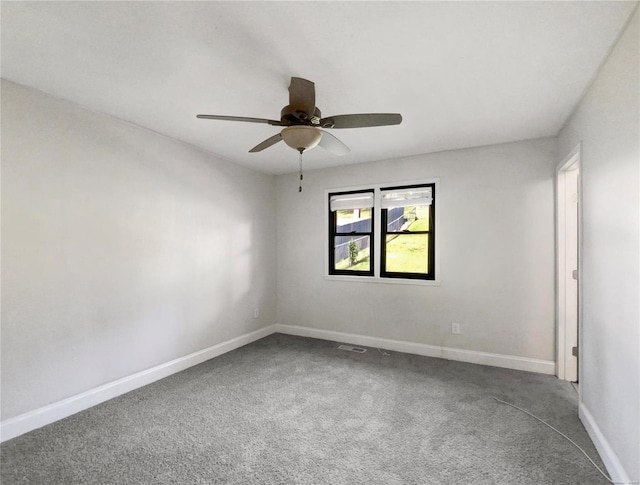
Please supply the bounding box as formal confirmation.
[387,206,429,232]
[334,235,371,271]
[385,233,429,273]
[336,208,372,233]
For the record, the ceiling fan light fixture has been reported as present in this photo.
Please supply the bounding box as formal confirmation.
[281,126,322,152]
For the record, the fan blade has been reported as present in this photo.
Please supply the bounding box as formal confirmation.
[197,114,284,126]
[288,77,316,118]
[320,113,402,129]
[318,130,350,156]
[249,133,283,153]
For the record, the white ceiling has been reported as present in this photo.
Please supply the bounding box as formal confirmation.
[2,1,637,174]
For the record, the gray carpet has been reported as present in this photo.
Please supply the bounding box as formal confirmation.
[1,333,609,484]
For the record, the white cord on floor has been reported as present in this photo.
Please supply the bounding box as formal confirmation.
[377,347,389,356]
[493,397,616,484]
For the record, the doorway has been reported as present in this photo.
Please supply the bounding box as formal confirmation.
[556,144,581,383]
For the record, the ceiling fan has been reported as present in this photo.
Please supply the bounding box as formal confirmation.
[197,77,402,155]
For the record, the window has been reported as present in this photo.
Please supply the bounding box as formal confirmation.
[327,182,437,282]
[328,190,374,276]
[380,184,435,280]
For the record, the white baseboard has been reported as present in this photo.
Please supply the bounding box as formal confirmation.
[579,403,632,485]
[1,325,277,443]
[274,323,556,375]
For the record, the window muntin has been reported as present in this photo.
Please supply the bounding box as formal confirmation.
[328,190,374,276]
[381,184,435,280]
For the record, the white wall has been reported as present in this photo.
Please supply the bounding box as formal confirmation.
[1,80,277,421]
[276,137,557,362]
[557,6,639,481]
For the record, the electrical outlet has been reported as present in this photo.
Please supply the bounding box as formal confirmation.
[253,308,259,319]
[451,322,461,334]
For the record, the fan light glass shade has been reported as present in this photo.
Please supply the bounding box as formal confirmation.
[281,126,322,151]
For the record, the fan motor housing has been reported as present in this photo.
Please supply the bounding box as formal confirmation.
[281,105,321,125]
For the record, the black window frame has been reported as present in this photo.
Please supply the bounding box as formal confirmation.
[380,183,436,280]
[328,189,375,277]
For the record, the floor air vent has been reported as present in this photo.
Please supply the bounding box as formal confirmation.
[338,344,367,353]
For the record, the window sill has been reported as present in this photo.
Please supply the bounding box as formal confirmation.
[324,275,440,286]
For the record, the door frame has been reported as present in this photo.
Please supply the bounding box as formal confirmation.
[556,143,582,382]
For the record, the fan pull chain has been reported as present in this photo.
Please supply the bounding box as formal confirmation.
[298,150,304,193]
